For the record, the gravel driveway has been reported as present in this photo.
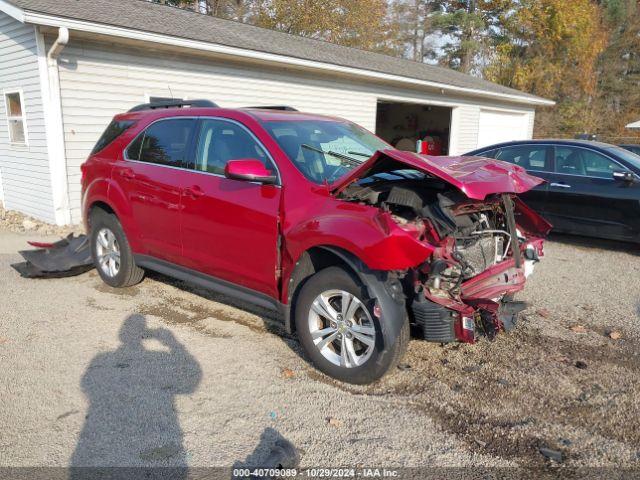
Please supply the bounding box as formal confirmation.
[1,228,639,473]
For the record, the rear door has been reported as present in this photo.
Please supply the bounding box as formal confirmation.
[544,146,640,240]
[493,144,552,215]
[115,117,196,263]
[179,117,282,297]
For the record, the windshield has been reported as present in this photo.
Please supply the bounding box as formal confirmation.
[605,146,640,172]
[262,119,390,184]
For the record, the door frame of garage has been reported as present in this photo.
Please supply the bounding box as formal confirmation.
[375,94,459,154]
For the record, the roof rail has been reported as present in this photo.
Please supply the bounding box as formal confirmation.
[245,105,298,111]
[128,99,218,113]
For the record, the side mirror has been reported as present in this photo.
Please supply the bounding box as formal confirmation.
[224,159,277,185]
[612,171,636,183]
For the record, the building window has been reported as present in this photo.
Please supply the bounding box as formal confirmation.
[4,90,27,145]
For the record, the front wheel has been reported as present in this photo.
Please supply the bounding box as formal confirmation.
[295,266,409,384]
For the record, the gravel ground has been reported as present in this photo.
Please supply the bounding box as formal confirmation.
[0,216,639,473]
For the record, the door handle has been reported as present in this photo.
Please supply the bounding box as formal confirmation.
[550,182,571,188]
[119,168,136,180]
[184,185,204,198]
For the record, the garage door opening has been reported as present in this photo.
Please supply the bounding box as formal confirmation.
[375,101,452,155]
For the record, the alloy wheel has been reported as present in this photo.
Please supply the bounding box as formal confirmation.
[307,289,376,368]
[95,227,121,278]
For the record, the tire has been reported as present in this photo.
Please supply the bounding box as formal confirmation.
[295,266,409,384]
[90,209,144,288]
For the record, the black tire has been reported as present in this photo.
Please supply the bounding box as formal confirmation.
[295,266,409,384]
[90,209,144,288]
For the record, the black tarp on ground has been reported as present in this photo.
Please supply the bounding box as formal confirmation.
[11,234,93,278]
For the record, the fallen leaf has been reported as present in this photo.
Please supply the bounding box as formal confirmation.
[536,308,550,318]
[570,325,588,334]
[281,368,295,379]
[326,417,343,428]
[607,330,622,340]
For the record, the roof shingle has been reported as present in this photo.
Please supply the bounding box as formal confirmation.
[8,0,548,104]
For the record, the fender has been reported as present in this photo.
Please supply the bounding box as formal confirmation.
[84,177,145,253]
[283,208,433,273]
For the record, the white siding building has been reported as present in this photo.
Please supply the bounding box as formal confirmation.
[0,0,553,225]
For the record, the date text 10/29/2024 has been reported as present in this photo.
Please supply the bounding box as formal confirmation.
[232,468,400,478]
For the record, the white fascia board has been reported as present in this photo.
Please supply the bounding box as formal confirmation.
[0,0,25,22]
[21,11,555,107]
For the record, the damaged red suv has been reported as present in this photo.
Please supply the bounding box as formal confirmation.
[81,100,551,384]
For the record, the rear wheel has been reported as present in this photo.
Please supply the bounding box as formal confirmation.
[90,209,144,288]
[295,266,408,384]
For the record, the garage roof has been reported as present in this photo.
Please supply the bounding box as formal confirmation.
[3,0,553,106]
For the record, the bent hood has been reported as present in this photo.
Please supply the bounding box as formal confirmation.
[330,149,545,200]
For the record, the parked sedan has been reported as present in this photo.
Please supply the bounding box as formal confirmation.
[465,140,640,243]
[620,144,640,155]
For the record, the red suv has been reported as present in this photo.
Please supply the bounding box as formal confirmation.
[81,100,551,384]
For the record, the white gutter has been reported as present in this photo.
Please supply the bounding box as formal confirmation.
[36,26,72,225]
[20,11,554,107]
[47,25,69,66]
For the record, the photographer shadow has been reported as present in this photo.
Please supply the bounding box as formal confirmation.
[70,314,202,478]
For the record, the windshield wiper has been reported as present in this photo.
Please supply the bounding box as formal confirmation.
[301,144,361,167]
[347,151,373,158]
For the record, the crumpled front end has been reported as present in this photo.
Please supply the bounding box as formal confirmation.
[410,193,550,343]
[335,150,552,344]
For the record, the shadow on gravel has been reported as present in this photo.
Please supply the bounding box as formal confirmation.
[69,314,202,478]
[141,270,309,360]
[232,427,300,477]
[547,232,640,255]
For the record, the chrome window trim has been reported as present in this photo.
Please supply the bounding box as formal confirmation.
[122,115,281,186]
[494,143,639,180]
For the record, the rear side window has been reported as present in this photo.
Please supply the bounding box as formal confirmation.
[91,120,135,155]
[126,118,196,167]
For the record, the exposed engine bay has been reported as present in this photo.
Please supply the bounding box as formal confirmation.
[340,173,547,344]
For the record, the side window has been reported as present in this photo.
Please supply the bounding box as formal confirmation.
[126,118,196,167]
[4,90,27,145]
[194,119,273,175]
[496,145,550,171]
[92,120,135,155]
[554,147,625,178]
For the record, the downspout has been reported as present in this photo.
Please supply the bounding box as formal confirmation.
[40,27,72,225]
[47,27,69,66]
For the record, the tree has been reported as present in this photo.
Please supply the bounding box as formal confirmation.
[484,0,608,136]
[250,0,390,51]
[593,0,640,141]
[433,0,485,74]
[386,0,444,62]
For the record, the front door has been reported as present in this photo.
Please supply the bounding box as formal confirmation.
[115,117,196,263]
[545,146,640,240]
[179,118,281,297]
